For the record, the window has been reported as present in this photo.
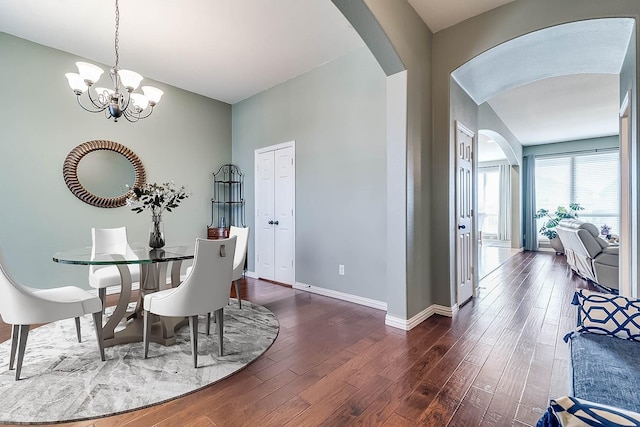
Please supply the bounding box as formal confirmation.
[534,150,620,242]
[478,167,499,237]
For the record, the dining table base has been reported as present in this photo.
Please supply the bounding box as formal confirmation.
[100,260,188,348]
[102,314,189,347]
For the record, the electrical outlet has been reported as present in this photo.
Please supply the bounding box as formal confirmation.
[339,264,345,275]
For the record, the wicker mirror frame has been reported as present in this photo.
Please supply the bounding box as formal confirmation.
[63,140,146,208]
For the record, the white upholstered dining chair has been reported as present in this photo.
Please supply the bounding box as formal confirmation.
[0,249,105,380]
[90,227,140,310]
[229,226,250,309]
[143,237,236,368]
[184,226,249,309]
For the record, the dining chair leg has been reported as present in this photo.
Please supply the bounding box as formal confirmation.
[98,288,106,313]
[206,312,211,335]
[143,310,151,359]
[92,312,105,361]
[215,308,224,357]
[9,324,18,370]
[15,325,30,381]
[235,280,242,309]
[189,315,198,368]
[75,317,82,343]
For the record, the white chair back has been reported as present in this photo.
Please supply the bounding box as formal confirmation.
[0,249,37,325]
[90,227,137,274]
[145,237,236,317]
[229,226,250,281]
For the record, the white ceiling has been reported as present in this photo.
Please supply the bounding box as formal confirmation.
[0,0,366,104]
[0,0,523,105]
[488,74,620,145]
[454,18,634,146]
[0,1,631,149]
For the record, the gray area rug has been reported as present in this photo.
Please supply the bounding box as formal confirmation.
[0,300,279,424]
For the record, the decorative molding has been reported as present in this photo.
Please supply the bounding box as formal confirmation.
[385,303,457,331]
[293,282,387,311]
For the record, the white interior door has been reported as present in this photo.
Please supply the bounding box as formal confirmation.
[255,142,295,285]
[255,151,275,280]
[456,121,475,306]
[274,147,295,284]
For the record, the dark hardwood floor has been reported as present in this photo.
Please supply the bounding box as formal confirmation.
[0,251,593,426]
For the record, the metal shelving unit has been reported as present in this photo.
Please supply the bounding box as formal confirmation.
[208,164,245,238]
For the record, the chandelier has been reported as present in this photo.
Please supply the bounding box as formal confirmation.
[64,0,163,122]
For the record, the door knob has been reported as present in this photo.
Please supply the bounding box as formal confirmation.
[268,220,274,225]
[458,224,466,229]
[273,221,279,225]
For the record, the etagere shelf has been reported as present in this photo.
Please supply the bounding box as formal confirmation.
[207,164,245,239]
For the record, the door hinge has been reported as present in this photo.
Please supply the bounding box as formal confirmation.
[291,260,293,267]
[291,158,293,165]
[291,209,293,216]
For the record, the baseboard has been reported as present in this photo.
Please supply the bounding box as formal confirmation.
[385,303,456,330]
[245,270,259,279]
[293,282,387,311]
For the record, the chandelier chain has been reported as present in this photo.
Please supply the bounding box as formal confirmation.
[114,0,120,69]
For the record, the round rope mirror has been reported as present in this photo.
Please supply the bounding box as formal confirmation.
[63,140,146,208]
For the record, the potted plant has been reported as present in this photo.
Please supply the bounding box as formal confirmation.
[533,203,584,254]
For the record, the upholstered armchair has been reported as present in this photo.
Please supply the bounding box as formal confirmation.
[556,219,619,290]
[229,226,250,308]
[0,249,104,380]
[143,237,236,367]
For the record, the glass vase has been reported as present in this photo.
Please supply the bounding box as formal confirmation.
[149,213,165,249]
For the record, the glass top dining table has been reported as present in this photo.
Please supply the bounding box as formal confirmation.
[53,243,196,348]
[53,243,195,266]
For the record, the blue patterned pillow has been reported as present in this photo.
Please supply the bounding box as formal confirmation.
[549,396,640,426]
[572,289,640,341]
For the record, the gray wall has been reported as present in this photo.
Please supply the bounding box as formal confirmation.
[232,48,388,302]
[362,0,434,318]
[478,103,523,247]
[432,0,640,307]
[0,33,231,289]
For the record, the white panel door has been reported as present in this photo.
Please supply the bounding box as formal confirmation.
[255,151,275,280]
[456,122,475,306]
[274,147,295,284]
[255,142,295,285]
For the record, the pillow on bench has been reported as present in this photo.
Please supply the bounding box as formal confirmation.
[572,289,640,341]
[537,396,640,427]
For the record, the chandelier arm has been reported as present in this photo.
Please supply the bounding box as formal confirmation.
[86,89,108,110]
[122,109,140,123]
[75,95,106,114]
[131,105,154,121]
[117,89,131,112]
